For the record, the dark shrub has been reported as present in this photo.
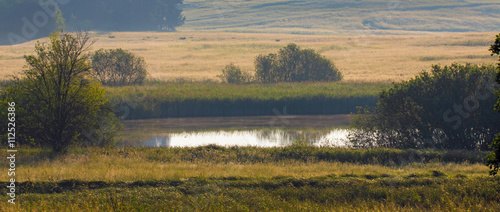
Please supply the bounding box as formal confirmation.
[350,63,500,150]
[217,63,252,84]
[91,48,148,86]
[254,43,342,83]
[487,33,500,176]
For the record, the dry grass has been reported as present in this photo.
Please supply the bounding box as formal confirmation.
[0,31,497,82]
[18,160,488,182]
[180,0,500,33]
[1,147,495,211]
[4,147,489,182]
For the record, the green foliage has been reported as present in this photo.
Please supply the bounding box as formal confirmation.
[105,82,384,119]
[255,43,342,83]
[217,63,252,84]
[489,33,500,111]
[487,33,500,176]
[255,53,278,83]
[91,48,148,86]
[350,63,500,150]
[486,134,500,176]
[55,10,66,32]
[3,32,121,153]
[489,34,500,66]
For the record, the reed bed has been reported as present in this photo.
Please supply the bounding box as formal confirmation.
[106,81,387,119]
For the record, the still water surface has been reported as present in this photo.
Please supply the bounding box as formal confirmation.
[119,115,352,148]
[138,129,350,148]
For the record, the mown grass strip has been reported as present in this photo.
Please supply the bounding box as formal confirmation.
[0,176,496,195]
[1,177,499,211]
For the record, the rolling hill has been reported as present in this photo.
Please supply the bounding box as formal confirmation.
[180,0,500,34]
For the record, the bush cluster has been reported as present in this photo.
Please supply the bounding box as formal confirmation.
[91,48,148,86]
[219,43,342,84]
[350,63,500,150]
[255,43,342,83]
[217,63,252,84]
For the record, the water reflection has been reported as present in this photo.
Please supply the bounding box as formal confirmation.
[123,129,350,148]
[119,115,353,148]
[143,134,171,147]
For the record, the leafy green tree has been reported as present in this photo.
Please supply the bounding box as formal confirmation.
[155,0,186,31]
[254,53,277,83]
[217,63,252,84]
[55,10,66,31]
[488,134,500,176]
[91,48,148,86]
[6,32,121,153]
[254,43,342,83]
[350,63,499,150]
[486,33,500,176]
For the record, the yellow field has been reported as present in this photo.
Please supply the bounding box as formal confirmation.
[0,31,497,82]
[18,160,489,182]
[5,147,489,182]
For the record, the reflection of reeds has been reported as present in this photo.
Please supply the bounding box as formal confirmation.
[118,115,353,145]
[119,128,349,148]
[141,134,171,148]
[255,130,333,147]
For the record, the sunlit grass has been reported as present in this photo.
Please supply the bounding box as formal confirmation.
[2,147,490,182]
[17,161,490,182]
[2,177,499,211]
[0,146,497,211]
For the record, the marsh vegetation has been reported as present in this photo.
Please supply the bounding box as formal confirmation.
[1,0,500,211]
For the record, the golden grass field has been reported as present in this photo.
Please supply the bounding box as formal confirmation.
[2,147,498,211]
[19,159,489,183]
[0,31,497,82]
[6,147,490,182]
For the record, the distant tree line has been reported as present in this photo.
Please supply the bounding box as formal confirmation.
[59,0,185,32]
[0,0,185,45]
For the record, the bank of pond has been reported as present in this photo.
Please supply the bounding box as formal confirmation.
[106,82,385,119]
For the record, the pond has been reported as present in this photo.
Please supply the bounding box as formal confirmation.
[118,115,352,148]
